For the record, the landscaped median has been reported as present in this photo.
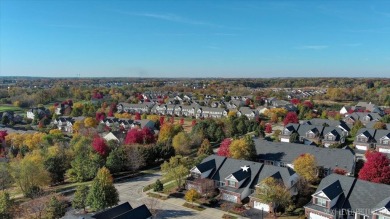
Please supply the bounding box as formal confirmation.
[182,202,205,211]
[146,192,168,200]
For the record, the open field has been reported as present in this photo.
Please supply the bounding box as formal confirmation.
[0,105,24,113]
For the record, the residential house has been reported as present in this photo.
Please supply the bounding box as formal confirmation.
[280,124,300,143]
[322,127,346,147]
[373,129,390,154]
[131,119,156,131]
[166,104,176,116]
[151,104,167,115]
[340,102,383,115]
[248,165,298,212]
[344,112,382,125]
[26,107,50,120]
[237,107,258,120]
[92,202,152,219]
[53,116,85,133]
[303,119,351,134]
[186,155,298,207]
[296,125,325,145]
[353,128,377,151]
[174,105,197,117]
[254,139,356,177]
[304,174,390,219]
[55,103,72,115]
[196,107,228,119]
[117,102,154,114]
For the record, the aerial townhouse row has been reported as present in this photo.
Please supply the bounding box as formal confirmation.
[187,139,389,219]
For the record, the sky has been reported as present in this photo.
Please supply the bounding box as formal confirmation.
[1,0,390,78]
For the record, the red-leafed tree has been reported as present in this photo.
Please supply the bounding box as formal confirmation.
[124,128,143,144]
[217,138,232,157]
[141,127,155,144]
[54,102,59,107]
[108,109,114,117]
[191,119,197,127]
[160,116,165,126]
[0,130,8,141]
[359,151,390,184]
[245,99,251,106]
[180,118,184,125]
[283,112,299,126]
[265,123,272,133]
[303,100,314,109]
[333,167,347,175]
[290,98,300,105]
[135,112,141,120]
[96,112,106,121]
[92,137,109,156]
[170,116,174,124]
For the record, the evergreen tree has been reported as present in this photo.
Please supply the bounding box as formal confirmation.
[72,185,89,211]
[87,167,119,211]
[0,192,13,219]
[45,195,66,219]
[105,147,127,173]
[153,179,164,192]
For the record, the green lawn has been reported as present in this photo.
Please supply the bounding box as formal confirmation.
[0,105,24,113]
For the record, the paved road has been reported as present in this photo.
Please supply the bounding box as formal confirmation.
[64,172,223,219]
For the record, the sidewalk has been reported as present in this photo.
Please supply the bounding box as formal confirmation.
[165,197,248,219]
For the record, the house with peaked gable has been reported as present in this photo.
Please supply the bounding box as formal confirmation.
[248,165,298,212]
[196,107,228,119]
[353,128,377,151]
[303,119,351,135]
[186,155,298,207]
[353,128,390,154]
[304,174,390,219]
[280,124,301,143]
[322,127,346,147]
[237,107,258,120]
[254,139,356,177]
[296,125,325,145]
[92,202,152,219]
[375,130,390,153]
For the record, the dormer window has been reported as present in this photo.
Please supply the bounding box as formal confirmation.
[325,135,334,140]
[228,180,236,187]
[357,136,368,142]
[316,197,327,207]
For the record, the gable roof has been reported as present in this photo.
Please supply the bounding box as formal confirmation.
[296,124,324,136]
[306,174,390,214]
[92,202,133,219]
[113,204,152,219]
[255,139,355,172]
[356,128,376,138]
[321,180,343,200]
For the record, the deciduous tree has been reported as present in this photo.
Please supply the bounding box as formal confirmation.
[255,177,291,214]
[172,132,191,155]
[372,122,387,130]
[283,112,299,126]
[293,153,318,183]
[229,136,257,161]
[161,156,189,189]
[0,191,13,219]
[217,138,232,157]
[197,138,213,156]
[185,189,200,204]
[0,163,13,191]
[358,151,390,184]
[92,137,109,156]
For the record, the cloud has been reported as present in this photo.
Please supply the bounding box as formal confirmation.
[296,45,329,50]
[112,10,225,28]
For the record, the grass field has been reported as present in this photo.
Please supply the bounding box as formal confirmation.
[0,105,24,113]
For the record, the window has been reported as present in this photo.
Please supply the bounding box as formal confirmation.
[316,198,327,207]
[280,162,286,167]
[228,180,236,187]
[326,135,334,140]
[357,137,367,142]
[381,139,389,145]
[378,215,390,219]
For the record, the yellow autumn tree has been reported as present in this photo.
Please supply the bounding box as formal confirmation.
[84,117,97,128]
[172,132,191,155]
[229,136,257,161]
[293,153,318,183]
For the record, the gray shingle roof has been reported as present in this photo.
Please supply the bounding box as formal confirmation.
[296,125,324,137]
[92,202,133,219]
[113,204,152,219]
[321,180,343,200]
[254,139,355,172]
[306,174,390,214]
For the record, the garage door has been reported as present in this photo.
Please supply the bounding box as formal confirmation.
[222,193,237,203]
[355,145,367,150]
[310,212,329,219]
[253,201,270,212]
[281,138,289,143]
[379,148,390,153]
